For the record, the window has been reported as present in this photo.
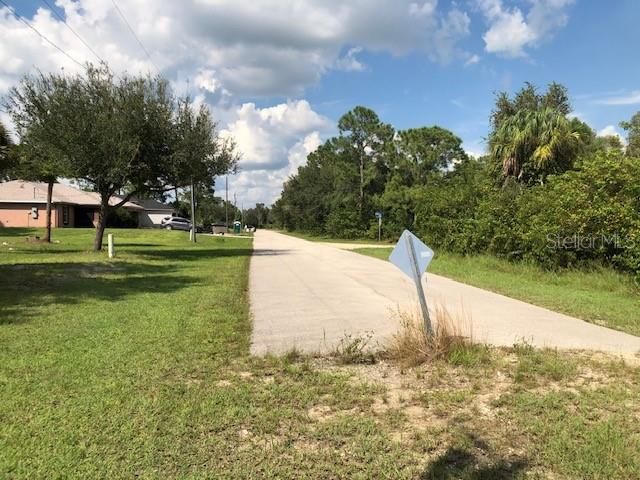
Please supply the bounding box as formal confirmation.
[62,206,69,226]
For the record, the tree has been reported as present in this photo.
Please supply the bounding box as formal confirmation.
[592,135,625,154]
[489,82,578,183]
[0,120,13,179]
[620,111,640,157]
[381,126,467,235]
[395,126,467,182]
[337,107,394,221]
[5,75,71,242]
[15,142,68,242]
[244,203,269,228]
[491,82,571,130]
[73,67,175,250]
[6,65,238,250]
[275,141,336,233]
[489,107,582,185]
[168,97,238,242]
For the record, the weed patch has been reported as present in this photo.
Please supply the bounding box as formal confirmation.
[385,304,471,367]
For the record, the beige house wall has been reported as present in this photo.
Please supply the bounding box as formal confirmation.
[0,204,58,228]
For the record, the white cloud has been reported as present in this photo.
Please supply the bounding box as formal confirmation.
[0,0,477,205]
[478,0,573,57]
[597,125,625,143]
[464,54,480,66]
[217,101,330,204]
[222,131,324,206]
[594,90,640,106]
[463,138,486,159]
[335,47,366,72]
[409,1,437,18]
[0,0,475,98]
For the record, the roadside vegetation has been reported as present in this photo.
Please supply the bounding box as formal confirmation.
[270,83,640,286]
[279,230,392,245]
[355,247,640,337]
[1,228,639,479]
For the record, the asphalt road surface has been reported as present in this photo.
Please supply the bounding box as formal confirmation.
[249,230,640,357]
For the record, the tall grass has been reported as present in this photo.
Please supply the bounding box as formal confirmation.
[385,304,473,367]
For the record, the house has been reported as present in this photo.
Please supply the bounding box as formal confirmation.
[133,197,175,227]
[0,180,173,228]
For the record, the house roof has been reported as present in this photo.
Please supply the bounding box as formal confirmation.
[0,180,144,210]
[130,197,175,212]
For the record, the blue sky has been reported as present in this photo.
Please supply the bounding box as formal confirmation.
[307,0,640,155]
[3,0,640,204]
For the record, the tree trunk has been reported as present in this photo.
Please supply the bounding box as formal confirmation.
[44,180,53,243]
[93,197,109,251]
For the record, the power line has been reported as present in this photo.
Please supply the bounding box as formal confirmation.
[39,0,106,65]
[0,0,84,68]
[110,0,159,74]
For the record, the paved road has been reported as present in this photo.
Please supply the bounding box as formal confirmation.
[250,230,640,356]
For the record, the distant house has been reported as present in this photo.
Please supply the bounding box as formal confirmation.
[133,197,175,227]
[0,180,173,228]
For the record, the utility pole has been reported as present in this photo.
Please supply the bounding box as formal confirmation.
[233,192,237,220]
[190,177,197,243]
[225,175,229,229]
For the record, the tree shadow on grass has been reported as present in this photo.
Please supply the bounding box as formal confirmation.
[0,227,38,238]
[420,433,529,480]
[0,262,198,325]
[138,248,290,261]
[110,243,164,248]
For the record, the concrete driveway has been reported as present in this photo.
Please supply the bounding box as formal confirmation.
[249,230,640,356]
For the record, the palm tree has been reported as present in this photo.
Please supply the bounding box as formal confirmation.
[489,108,582,184]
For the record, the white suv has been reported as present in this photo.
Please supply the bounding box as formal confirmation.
[161,216,192,231]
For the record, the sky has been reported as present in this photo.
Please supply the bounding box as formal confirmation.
[1,0,639,206]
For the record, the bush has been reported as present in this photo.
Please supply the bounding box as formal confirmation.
[325,205,363,239]
[413,152,640,278]
[519,152,640,274]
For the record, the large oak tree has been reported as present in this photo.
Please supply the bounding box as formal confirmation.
[6,65,237,250]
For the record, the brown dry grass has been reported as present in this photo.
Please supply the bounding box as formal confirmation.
[386,304,472,367]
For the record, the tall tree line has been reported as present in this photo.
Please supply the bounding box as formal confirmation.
[272,83,640,279]
[271,106,467,238]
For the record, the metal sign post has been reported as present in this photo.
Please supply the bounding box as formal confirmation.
[375,211,383,242]
[389,230,435,337]
[405,233,433,336]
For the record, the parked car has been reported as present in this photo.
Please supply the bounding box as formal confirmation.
[161,216,192,231]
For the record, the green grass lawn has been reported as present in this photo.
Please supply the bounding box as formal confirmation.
[355,248,640,337]
[1,228,639,479]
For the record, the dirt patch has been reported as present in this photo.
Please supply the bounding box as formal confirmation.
[308,405,333,422]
